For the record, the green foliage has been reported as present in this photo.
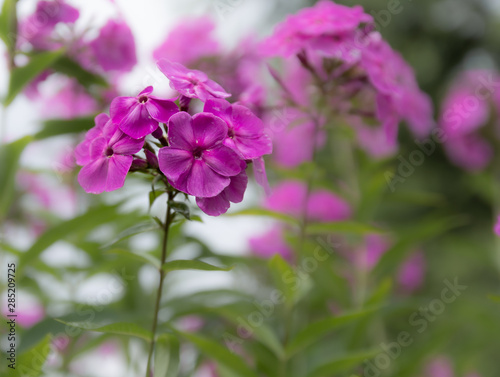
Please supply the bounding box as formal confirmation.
[154,334,180,377]
[34,116,96,139]
[0,136,32,220]
[162,259,233,273]
[56,320,153,342]
[173,330,259,377]
[12,334,52,377]
[4,49,65,105]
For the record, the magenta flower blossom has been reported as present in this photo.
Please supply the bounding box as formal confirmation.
[260,0,373,57]
[361,33,434,138]
[157,59,231,102]
[425,358,454,377]
[76,114,144,194]
[356,234,391,271]
[40,79,98,120]
[439,70,500,171]
[153,16,219,65]
[158,112,242,198]
[18,0,79,50]
[397,251,425,293]
[265,181,351,222]
[204,99,272,159]
[494,216,500,237]
[110,86,179,139]
[270,113,326,168]
[90,19,137,73]
[75,113,109,166]
[196,170,248,216]
[249,226,293,260]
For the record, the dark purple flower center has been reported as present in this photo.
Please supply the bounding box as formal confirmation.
[105,147,114,157]
[193,148,203,160]
[138,95,149,103]
[228,128,235,139]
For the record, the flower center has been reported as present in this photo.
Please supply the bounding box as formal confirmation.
[186,73,199,85]
[138,95,149,103]
[228,128,235,139]
[105,147,114,157]
[193,148,203,160]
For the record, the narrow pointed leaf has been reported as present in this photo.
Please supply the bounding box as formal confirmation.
[162,260,233,273]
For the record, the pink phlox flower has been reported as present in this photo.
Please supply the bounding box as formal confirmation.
[110,86,179,139]
[157,59,231,102]
[76,114,144,194]
[158,112,242,198]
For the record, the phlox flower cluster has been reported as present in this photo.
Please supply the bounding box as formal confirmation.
[75,60,272,216]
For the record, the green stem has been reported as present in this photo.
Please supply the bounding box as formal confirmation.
[145,195,175,377]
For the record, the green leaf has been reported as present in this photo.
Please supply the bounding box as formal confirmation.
[0,136,32,220]
[0,0,17,51]
[306,221,383,236]
[5,49,65,105]
[34,116,95,140]
[56,320,152,342]
[51,56,108,89]
[488,294,500,303]
[14,334,52,377]
[154,334,180,377]
[268,255,297,307]
[286,307,380,357]
[101,220,160,249]
[169,201,191,220]
[373,215,467,277]
[162,260,233,273]
[150,190,166,208]
[306,349,379,377]
[228,208,298,225]
[106,249,161,269]
[213,306,285,359]
[173,330,258,377]
[365,278,392,307]
[18,204,121,275]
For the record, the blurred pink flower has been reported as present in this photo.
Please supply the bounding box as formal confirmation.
[249,226,293,260]
[264,181,351,222]
[397,251,425,292]
[260,0,373,57]
[356,234,391,271]
[40,79,98,120]
[177,315,205,332]
[439,70,499,171]
[2,293,44,328]
[494,216,500,236]
[90,19,137,73]
[18,0,79,50]
[153,16,219,65]
[425,357,454,377]
[361,32,434,139]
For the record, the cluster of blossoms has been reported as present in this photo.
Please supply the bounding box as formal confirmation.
[75,60,272,216]
[260,0,433,161]
[19,0,137,119]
